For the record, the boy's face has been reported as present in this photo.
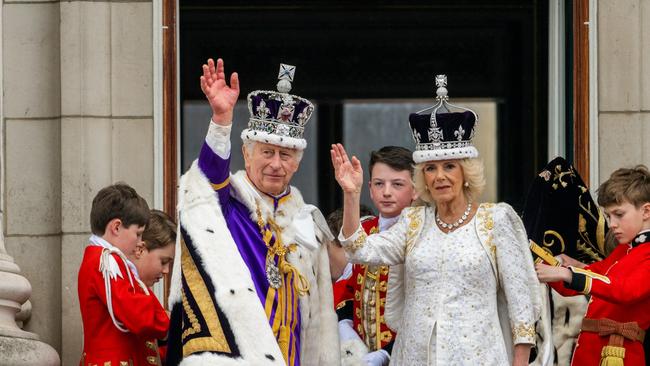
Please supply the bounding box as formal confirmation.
[113,223,145,256]
[369,162,417,218]
[604,201,650,244]
[133,242,175,287]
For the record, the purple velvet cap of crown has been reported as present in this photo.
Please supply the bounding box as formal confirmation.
[244,90,315,150]
[409,110,479,163]
[249,92,314,126]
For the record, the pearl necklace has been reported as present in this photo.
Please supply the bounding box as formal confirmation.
[436,201,473,231]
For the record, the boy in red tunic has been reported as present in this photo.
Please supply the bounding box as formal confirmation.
[536,165,650,365]
[78,183,170,366]
[131,209,177,366]
[329,146,416,366]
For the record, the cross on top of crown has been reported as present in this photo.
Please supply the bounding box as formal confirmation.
[435,74,449,101]
[277,64,296,93]
[278,64,295,82]
[435,75,447,88]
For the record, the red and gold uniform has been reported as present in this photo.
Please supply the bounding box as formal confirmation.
[550,230,650,366]
[335,216,396,354]
[78,245,169,366]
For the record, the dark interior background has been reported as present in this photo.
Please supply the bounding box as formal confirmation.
[179,0,549,213]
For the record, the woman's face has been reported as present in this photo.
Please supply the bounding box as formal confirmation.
[134,242,175,287]
[422,159,465,204]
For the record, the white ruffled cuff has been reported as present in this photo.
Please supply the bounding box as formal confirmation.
[206,119,232,159]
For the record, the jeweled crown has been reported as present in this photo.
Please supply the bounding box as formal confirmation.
[242,64,314,150]
[408,75,479,163]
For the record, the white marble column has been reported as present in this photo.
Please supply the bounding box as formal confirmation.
[0,1,59,364]
[597,0,650,179]
[59,2,155,363]
[0,222,60,365]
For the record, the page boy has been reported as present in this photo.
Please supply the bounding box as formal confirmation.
[78,183,169,366]
[535,165,650,365]
[331,146,417,366]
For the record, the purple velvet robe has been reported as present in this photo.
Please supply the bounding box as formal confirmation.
[198,142,301,365]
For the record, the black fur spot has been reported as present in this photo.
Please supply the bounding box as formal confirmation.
[265,354,275,361]
[230,289,235,294]
[206,228,214,233]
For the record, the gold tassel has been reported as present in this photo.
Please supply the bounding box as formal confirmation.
[280,260,310,296]
[278,325,290,364]
[600,345,625,366]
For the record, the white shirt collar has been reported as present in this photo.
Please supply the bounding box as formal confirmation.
[378,214,400,232]
[88,234,140,279]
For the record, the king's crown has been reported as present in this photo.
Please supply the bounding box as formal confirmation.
[243,64,314,150]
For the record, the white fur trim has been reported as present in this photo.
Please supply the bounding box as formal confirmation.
[173,162,284,364]
[531,284,555,366]
[229,170,318,252]
[412,146,478,163]
[230,170,340,365]
[551,289,586,366]
[172,163,341,365]
[168,221,183,307]
[340,338,368,366]
[240,128,307,150]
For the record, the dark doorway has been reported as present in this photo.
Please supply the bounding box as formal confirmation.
[179,0,548,214]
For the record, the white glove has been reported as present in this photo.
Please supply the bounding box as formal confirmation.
[338,319,362,342]
[362,350,390,366]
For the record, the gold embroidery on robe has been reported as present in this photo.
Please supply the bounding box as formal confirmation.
[512,323,536,342]
[181,240,232,357]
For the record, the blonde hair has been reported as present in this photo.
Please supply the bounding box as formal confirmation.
[413,158,486,205]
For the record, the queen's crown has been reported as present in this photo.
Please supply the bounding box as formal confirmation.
[408,75,480,163]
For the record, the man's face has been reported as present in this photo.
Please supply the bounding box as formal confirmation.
[243,142,300,196]
[604,201,650,244]
[369,162,417,218]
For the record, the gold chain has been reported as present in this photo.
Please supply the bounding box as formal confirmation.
[256,205,310,296]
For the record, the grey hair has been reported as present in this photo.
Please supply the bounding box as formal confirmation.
[242,140,304,162]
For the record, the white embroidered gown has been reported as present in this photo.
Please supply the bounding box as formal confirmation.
[340,203,540,366]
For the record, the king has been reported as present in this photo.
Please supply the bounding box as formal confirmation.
[166,58,340,366]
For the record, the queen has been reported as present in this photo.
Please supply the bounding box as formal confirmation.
[330,77,541,365]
